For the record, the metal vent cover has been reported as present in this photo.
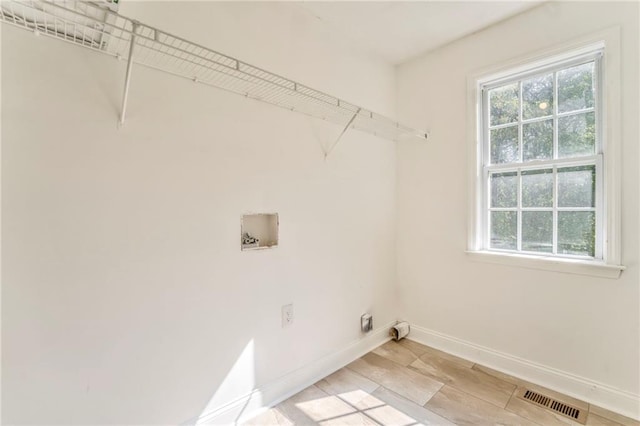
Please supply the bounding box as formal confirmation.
[515,387,587,424]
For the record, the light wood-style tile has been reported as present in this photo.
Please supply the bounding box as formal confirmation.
[587,413,626,426]
[274,385,355,425]
[473,364,589,412]
[361,404,421,426]
[370,387,455,425]
[409,353,515,408]
[316,369,381,413]
[280,385,381,425]
[400,339,475,369]
[373,340,420,366]
[314,366,452,425]
[347,352,444,406]
[315,367,379,397]
[244,341,638,426]
[334,388,388,412]
[589,406,640,426]
[242,407,294,426]
[291,395,354,423]
[472,364,525,386]
[396,338,431,357]
[505,392,584,425]
[318,412,380,426]
[425,385,539,426]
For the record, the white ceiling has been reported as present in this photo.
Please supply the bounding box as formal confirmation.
[294,1,544,64]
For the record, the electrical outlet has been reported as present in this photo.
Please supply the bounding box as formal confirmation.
[282,304,293,328]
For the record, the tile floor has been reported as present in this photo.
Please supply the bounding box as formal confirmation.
[244,339,639,426]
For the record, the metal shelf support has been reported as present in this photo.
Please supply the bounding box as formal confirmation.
[0,0,430,143]
[325,108,360,159]
[120,20,138,125]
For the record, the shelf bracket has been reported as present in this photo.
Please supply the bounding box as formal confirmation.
[0,0,430,141]
[119,21,139,125]
[324,108,360,159]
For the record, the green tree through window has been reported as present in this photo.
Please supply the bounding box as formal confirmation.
[483,57,600,258]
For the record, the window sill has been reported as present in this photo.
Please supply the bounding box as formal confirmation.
[466,250,625,279]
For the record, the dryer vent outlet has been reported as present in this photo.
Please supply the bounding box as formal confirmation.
[361,314,373,333]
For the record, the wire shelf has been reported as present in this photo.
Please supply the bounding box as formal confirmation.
[0,0,429,142]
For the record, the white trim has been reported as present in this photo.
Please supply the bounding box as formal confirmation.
[485,153,600,173]
[466,250,624,279]
[599,27,622,266]
[408,325,640,421]
[183,321,394,425]
[467,26,623,271]
[476,43,605,88]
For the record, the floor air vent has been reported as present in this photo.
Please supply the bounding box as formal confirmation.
[515,387,587,424]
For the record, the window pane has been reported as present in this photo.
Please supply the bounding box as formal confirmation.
[522,211,553,253]
[558,112,595,158]
[558,62,595,113]
[523,74,553,119]
[558,165,595,207]
[490,211,517,250]
[558,211,595,256]
[490,126,519,164]
[489,83,519,126]
[523,119,553,161]
[522,169,553,207]
[491,172,517,208]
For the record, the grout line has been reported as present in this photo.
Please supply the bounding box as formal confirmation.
[371,345,418,367]
[404,351,518,411]
[426,382,446,406]
[508,383,519,402]
[505,390,518,414]
[395,340,426,359]
[504,392,569,426]
[505,384,519,406]
[476,364,592,413]
[335,391,385,413]
[359,408,384,426]
[321,381,386,426]
[583,403,635,425]
[421,385,461,425]
[437,375,518,413]
[278,342,612,426]
[343,365,385,389]
[471,384,550,426]
[402,364,446,404]
[332,377,437,426]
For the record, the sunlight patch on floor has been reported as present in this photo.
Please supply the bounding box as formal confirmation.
[294,390,424,426]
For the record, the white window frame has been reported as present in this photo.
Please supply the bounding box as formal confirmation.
[482,53,603,258]
[466,29,625,279]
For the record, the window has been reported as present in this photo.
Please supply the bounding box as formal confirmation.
[468,34,624,278]
[480,53,603,260]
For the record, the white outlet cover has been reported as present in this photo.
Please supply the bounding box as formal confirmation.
[282,304,293,328]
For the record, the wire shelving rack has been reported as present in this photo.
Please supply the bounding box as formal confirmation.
[0,0,429,143]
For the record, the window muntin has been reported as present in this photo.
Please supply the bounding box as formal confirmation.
[481,54,602,259]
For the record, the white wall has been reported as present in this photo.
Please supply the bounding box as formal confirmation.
[397,0,639,413]
[1,2,398,424]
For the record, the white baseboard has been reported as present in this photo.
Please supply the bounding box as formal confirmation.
[189,321,394,425]
[408,324,640,421]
